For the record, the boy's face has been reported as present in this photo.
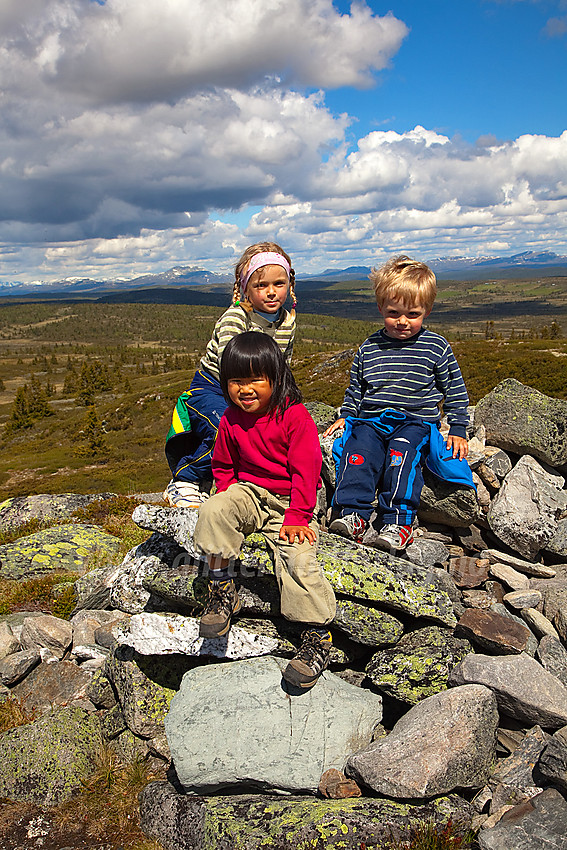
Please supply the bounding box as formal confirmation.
[379,298,430,340]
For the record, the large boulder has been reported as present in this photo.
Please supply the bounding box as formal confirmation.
[345,684,498,798]
[487,455,567,560]
[474,379,567,467]
[166,655,382,795]
[0,493,116,531]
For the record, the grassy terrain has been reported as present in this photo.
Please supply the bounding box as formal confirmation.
[1,284,567,500]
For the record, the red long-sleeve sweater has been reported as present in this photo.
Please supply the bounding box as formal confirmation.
[212,402,322,527]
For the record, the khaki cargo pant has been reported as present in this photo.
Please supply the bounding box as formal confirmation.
[193,481,336,626]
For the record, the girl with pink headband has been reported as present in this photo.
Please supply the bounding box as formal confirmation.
[164,241,297,508]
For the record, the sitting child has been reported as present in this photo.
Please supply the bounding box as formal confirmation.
[193,332,336,688]
[325,255,469,553]
[164,242,296,508]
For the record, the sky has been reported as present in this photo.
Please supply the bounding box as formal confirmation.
[0,0,567,285]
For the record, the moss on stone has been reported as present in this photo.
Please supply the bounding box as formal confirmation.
[0,707,103,806]
[0,523,121,581]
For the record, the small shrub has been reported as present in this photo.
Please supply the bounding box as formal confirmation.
[73,495,150,560]
[0,696,37,733]
[387,819,476,849]
[0,517,56,546]
[54,745,165,846]
[0,573,78,617]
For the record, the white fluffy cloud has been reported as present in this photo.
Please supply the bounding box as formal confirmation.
[0,0,566,283]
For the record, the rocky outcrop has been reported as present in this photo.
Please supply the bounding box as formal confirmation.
[3,379,567,848]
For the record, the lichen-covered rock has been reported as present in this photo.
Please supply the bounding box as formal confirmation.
[105,646,174,739]
[166,655,382,795]
[131,507,457,626]
[319,533,457,626]
[0,493,116,532]
[86,667,117,709]
[365,626,473,705]
[0,707,103,805]
[333,599,404,647]
[0,523,121,580]
[474,379,567,467]
[140,781,475,850]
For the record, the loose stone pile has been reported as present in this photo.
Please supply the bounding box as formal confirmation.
[1,378,567,850]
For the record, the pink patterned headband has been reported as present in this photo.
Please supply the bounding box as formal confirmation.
[240,252,291,297]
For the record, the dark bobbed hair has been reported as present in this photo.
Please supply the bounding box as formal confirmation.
[220,332,302,419]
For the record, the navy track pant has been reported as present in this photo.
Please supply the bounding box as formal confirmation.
[334,418,430,525]
[165,370,227,483]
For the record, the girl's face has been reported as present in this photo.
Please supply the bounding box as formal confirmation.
[245,264,289,314]
[227,374,273,415]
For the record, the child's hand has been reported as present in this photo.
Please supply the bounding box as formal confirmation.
[445,434,469,460]
[323,417,345,438]
[279,525,317,545]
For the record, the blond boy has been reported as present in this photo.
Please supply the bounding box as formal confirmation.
[325,256,469,553]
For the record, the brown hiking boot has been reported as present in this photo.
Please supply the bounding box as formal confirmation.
[199,579,241,638]
[283,629,332,688]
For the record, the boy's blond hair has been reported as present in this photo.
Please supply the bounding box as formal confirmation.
[370,255,437,312]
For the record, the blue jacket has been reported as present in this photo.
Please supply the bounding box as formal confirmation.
[332,410,475,489]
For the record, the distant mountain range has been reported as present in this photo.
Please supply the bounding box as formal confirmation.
[1,251,567,297]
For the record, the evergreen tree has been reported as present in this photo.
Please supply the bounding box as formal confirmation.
[75,406,108,457]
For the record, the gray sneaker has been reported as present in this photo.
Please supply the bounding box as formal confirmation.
[329,513,368,543]
[374,524,414,553]
[199,579,241,638]
[283,630,332,688]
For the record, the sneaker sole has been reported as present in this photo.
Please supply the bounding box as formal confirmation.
[374,537,413,553]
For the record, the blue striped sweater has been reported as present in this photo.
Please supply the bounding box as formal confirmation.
[340,328,469,437]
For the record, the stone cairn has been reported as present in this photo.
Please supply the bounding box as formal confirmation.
[1,377,567,849]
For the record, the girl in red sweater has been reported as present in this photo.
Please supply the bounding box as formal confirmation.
[193,332,336,688]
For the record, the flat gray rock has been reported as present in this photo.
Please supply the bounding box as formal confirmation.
[346,684,498,799]
[166,655,382,795]
[449,652,567,729]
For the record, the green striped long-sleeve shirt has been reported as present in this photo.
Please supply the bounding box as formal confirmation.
[199,304,295,382]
